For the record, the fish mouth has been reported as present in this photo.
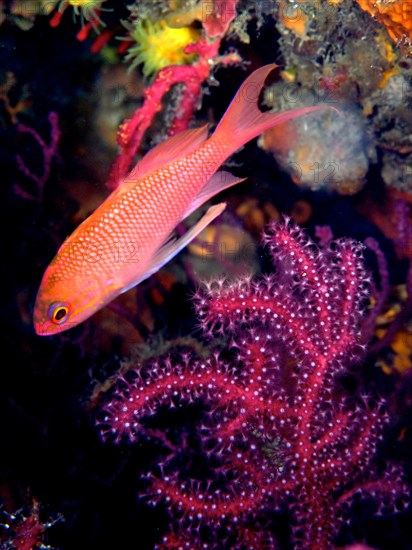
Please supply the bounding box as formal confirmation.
[34,319,79,336]
[33,293,74,336]
[33,307,76,336]
[34,320,60,336]
[33,293,55,336]
[33,307,47,336]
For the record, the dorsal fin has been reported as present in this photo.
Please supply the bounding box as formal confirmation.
[127,124,209,181]
[106,124,209,201]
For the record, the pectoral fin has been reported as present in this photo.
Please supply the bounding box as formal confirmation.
[149,203,227,275]
[182,171,246,220]
[119,203,226,294]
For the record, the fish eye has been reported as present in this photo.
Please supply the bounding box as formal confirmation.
[48,302,70,324]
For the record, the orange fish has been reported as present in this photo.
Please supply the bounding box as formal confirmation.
[34,64,329,335]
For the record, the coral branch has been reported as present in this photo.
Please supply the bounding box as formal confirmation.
[98,219,409,548]
[15,112,60,201]
[106,38,238,189]
[104,1,242,190]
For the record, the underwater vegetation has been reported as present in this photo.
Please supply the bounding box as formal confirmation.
[0,0,411,549]
[0,499,62,550]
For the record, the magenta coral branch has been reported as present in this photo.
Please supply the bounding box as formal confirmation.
[107,39,224,190]
[15,112,60,201]
[336,464,407,513]
[364,237,390,326]
[199,282,319,357]
[98,219,409,548]
[362,235,412,359]
[100,353,284,444]
[151,475,265,520]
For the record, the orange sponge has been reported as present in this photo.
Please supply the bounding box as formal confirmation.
[356,0,412,43]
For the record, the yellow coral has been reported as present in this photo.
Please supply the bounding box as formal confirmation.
[377,326,412,374]
[49,0,108,30]
[374,32,399,88]
[391,328,412,373]
[124,19,201,78]
[59,0,107,21]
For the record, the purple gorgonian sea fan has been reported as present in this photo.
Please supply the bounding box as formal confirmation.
[97,218,409,549]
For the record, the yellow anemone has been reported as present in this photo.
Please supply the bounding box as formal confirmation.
[124,19,201,78]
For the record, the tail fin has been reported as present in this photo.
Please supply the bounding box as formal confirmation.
[212,64,335,154]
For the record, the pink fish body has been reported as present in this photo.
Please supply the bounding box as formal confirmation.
[34,64,328,335]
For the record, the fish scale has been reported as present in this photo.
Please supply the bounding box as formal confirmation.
[34,64,331,335]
